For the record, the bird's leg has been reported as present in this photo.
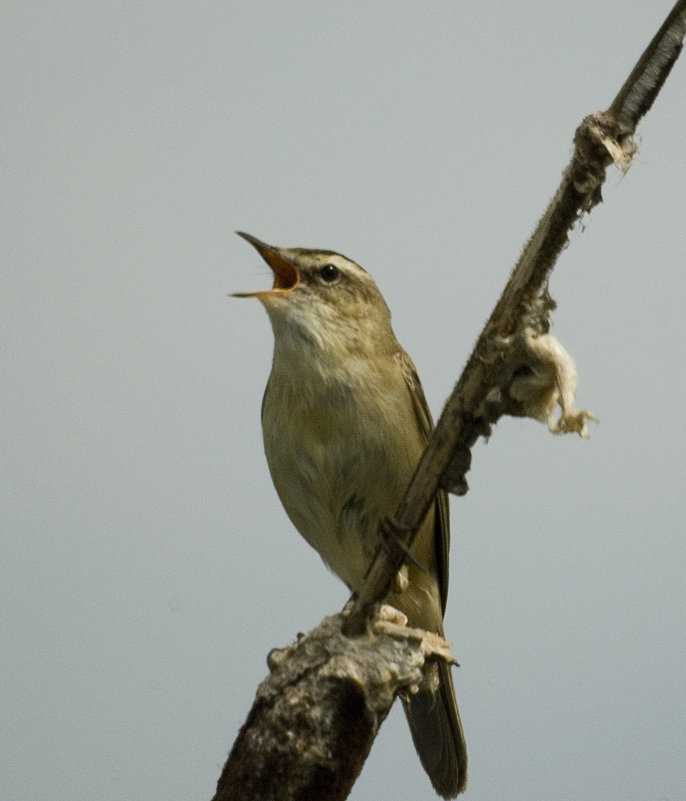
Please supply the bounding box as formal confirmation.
[377,516,428,575]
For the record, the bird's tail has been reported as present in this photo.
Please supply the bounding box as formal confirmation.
[402,660,468,798]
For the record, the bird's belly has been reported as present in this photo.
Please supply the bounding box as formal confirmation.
[263,410,400,593]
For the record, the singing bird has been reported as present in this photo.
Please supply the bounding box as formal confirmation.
[234,232,467,797]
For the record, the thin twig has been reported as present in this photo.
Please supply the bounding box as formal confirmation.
[344,0,686,636]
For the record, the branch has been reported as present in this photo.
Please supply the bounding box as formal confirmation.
[219,5,686,799]
[343,0,686,636]
[213,607,455,801]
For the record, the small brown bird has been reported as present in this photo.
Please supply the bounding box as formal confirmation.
[234,232,467,797]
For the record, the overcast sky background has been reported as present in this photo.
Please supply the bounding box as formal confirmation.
[3,3,685,800]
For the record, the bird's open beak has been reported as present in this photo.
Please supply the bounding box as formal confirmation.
[232,232,300,298]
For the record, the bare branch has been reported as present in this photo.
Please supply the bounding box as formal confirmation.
[219,5,686,798]
[214,607,455,801]
[343,0,686,636]
[610,0,686,126]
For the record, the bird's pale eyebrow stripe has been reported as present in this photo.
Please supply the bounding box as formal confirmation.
[297,248,369,276]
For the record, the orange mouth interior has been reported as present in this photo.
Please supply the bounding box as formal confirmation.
[267,254,299,291]
[234,232,300,297]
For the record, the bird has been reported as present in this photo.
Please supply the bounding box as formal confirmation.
[234,231,467,797]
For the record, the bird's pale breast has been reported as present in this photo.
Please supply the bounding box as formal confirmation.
[262,348,427,593]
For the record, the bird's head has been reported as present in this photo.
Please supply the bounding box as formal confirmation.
[233,232,395,357]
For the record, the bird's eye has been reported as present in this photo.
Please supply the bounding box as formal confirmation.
[318,264,340,283]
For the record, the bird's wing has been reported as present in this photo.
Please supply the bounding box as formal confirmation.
[396,350,451,613]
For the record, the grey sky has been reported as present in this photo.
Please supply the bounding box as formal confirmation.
[3,2,685,800]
